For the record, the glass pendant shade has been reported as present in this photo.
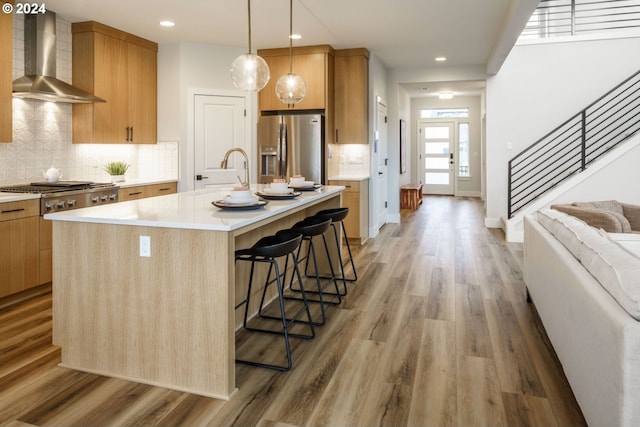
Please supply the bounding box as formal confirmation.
[230,0,269,92]
[277,0,305,105]
[276,72,306,104]
[231,53,270,91]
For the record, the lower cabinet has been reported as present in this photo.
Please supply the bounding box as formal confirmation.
[1,182,178,299]
[0,200,40,298]
[328,179,369,245]
[118,182,177,201]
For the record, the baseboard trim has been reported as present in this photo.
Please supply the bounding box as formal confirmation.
[485,217,503,228]
[455,190,481,198]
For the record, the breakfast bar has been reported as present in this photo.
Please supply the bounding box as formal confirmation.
[45,185,344,400]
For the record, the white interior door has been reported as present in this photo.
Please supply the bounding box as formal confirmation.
[375,98,388,230]
[420,121,455,195]
[194,94,247,189]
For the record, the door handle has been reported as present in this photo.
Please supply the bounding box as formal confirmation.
[196,175,209,180]
[378,172,383,175]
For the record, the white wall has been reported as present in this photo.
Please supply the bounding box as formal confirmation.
[383,82,411,221]
[549,141,640,205]
[157,43,255,192]
[485,36,640,225]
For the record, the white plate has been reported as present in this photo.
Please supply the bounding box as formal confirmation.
[224,195,259,205]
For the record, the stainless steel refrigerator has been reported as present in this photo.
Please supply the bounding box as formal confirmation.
[258,112,325,184]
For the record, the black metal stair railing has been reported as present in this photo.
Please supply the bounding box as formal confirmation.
[508,69,640,218]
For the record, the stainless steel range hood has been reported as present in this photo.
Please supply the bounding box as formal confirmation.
[12,12,105,103]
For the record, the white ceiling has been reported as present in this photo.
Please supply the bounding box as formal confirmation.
[43,0,538,97]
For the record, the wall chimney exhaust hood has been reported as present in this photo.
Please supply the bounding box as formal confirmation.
[12,11,105,103]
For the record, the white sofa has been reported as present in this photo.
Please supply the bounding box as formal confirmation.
[524,208,640,427]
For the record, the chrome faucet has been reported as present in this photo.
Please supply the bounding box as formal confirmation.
[220,148,250,188]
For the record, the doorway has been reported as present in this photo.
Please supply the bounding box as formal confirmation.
[193,94,248,189]
[419,121,455,195]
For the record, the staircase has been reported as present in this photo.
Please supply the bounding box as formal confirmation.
[0,291,61,390]
[505,69,640,241]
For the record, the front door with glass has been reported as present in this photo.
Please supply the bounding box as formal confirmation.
[420,121,454,195]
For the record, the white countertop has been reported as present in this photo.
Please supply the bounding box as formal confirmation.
[328,175,370,181]
[45,184,344,232]
[116,178,178,188]
[0,192,42,203]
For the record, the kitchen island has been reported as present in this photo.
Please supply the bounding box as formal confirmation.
[45,185,344,399]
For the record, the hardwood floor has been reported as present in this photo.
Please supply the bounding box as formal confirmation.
[0,196,586,427]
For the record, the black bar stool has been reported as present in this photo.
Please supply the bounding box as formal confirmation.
[284,216,342,326]
[235,231,315,371]
[313,207,358,296]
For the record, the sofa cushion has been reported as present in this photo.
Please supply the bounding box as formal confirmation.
[574,200,624,215]
[579,228,640,320]
[623,204,640,232]
[537,208,598,259]
[573,200,632,233]
[609,233,640,258]
[552,204,626,233]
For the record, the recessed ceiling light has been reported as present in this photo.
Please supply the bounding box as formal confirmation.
[290,34,302,40]
[435,56,447,62]
[438,92,453,100]
[160,20,175,27]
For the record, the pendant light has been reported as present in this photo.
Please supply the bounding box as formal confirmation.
[275,0,306,104]
[230,0,270,92]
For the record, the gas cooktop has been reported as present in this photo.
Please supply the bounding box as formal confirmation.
[0,181,119,213]
[0,181,115,194]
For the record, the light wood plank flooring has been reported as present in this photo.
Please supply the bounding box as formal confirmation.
[0,196,586,426]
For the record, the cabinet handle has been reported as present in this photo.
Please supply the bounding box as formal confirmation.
[129,191,143,196]
[158,187,171,191]
[1,208,25,214]
[125,126,130,141]
[335,129,339,143]
[130,126,134,142]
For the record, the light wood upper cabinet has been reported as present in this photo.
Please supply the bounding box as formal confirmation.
[0,2,13,143]
[334,48,369,144]
[127,43,157,144]
[71,21,157,144]
[257,45,334,112]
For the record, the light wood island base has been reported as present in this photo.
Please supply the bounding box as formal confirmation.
[51,189,341,399]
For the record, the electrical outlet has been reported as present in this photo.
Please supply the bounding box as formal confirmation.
[140,236,151,257]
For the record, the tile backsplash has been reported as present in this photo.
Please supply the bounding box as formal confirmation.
[0,13,179,186]
[333,144,370,176]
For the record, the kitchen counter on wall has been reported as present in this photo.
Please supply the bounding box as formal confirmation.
[46,184,344,400]
[115,178,178,188]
